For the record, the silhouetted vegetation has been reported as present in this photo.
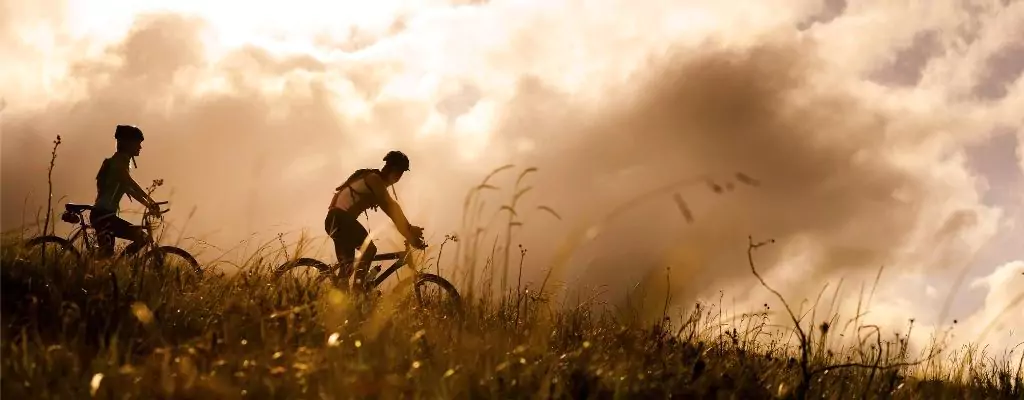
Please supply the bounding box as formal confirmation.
[2,159,1021,399]
[3,234,1022,399]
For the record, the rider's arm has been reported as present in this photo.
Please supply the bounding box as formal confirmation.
[127,181,157,209]
[112,157,158,209]
[364,173,416,241]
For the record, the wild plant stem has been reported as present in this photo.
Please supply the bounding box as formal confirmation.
[436,235,453,278]
[514,245,526,322]
[43,135,62,237]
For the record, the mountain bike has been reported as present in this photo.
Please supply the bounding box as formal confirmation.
[22,200,202,280]
[274,241,462,317]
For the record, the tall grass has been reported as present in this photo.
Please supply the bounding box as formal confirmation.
[2,235,1022,398]
[4,156,1022,398]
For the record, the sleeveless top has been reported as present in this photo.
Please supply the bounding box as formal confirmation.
[94,154,132,214]
[329,169,381,216]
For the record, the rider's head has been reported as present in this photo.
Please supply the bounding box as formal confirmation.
[114,124,145,156]
[380,150,410,186]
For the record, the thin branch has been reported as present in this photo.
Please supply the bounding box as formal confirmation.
[43,135,62,237]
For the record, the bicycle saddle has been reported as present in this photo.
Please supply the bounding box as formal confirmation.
[65,203,94,213]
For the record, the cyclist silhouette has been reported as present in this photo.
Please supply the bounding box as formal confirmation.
[327,150,425,290]
[91,125,162,257]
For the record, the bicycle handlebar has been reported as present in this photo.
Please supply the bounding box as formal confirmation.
[142,200,171,220]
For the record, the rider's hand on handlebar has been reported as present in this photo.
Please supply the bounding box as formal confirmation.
[408,225,427,249]
[410,225,424,238]
[409,237,427,250]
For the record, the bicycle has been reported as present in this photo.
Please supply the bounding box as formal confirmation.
[273,241,462,317]
[22,200,202,280]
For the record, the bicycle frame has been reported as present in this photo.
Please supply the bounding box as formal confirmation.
[60,212,97,252]
[273,243,460,311]
[370,251,411,287]
[58,202,168,257]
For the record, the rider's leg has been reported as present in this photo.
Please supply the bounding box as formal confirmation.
[119,226,150,257]
[329,209,373,291]
[90,210,120,257]
[326,208,360,286]
[330,235,356,279]
[93,211,150,257]
[95,228,116,258]
[353,240,376,290]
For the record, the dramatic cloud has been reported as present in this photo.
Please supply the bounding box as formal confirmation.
[1,0,1021,353]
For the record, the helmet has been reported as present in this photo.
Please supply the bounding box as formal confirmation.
[383,150,410,171]
[114,125,145,142]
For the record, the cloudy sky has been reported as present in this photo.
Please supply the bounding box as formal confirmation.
[2,0,1022,355]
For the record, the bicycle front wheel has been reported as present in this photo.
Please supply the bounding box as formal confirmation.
[142,246,203,288]
[274,257,333,288]
[413,274,462,319]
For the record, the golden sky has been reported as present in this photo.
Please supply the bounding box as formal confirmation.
[2,0,1022,355]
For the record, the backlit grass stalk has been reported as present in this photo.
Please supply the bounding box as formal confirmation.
[501,167,535,295]
[457,164,511,278]
[514,244,527,322]
[42,135,62,237]
[434,233,456,277]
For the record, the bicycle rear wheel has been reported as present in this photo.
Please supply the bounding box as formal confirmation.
[413,273,462,319]
[22,236,82,266]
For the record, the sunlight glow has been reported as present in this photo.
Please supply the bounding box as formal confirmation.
[4,0,1021,360]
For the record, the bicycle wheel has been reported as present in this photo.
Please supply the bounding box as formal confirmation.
[142,246,203,287]
[22,236,82,266]
[274,257,333,288]
[413,273,462,319]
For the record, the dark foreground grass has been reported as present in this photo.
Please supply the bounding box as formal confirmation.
[2,239,1021,400]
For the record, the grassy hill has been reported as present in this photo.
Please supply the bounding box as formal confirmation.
[1,238,1021,399]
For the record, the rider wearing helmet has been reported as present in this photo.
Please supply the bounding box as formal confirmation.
[92,124,162,257]
[327,150,426,290]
